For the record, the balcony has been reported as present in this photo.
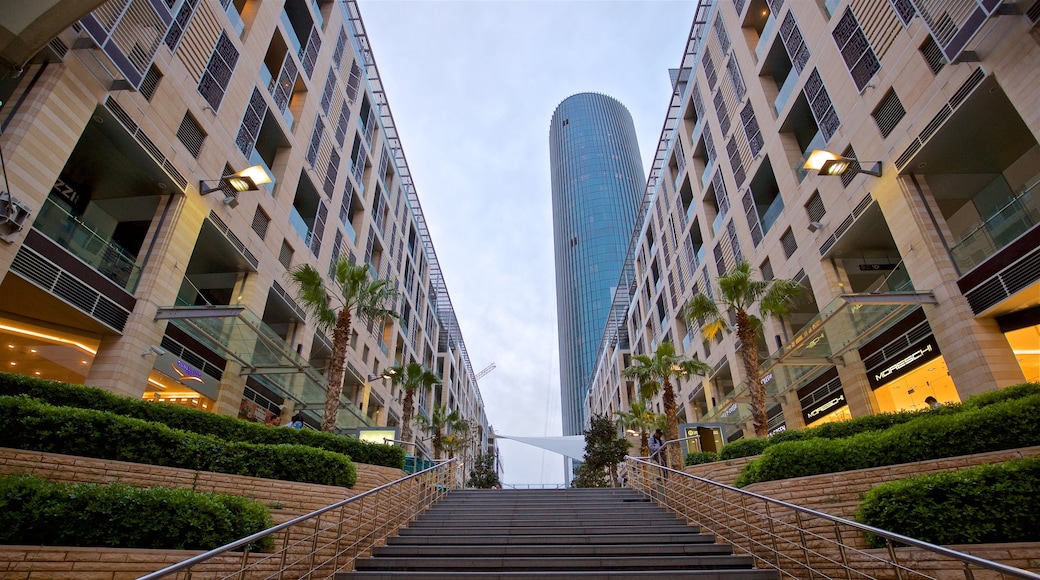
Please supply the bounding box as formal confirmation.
[774,70,800,116]
[754,14,777,62]
[280,10,304,57]
[225,2,245,36]
[33,197,142,292]
[248,148,277,196]
[289,206,311,244]
[760,193,786,234]
[950,178,1040,272]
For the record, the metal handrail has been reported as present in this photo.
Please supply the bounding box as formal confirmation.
[138,459,457,580]
[621,456,1040,580]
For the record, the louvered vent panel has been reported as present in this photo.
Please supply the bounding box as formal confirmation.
[11,247,129,331]
[176,0,221,82]
[805,191,826,222]
[895,139,922,168]
[920,104,952,141]
[1028,0,1040,24]
[176,113,206,158]
[252,208,270,239]
[852,0,903,59]
[139,65,161,100]
[920,35,946,74]
[949,68,985,108]
[872,89,906,138]
[162,161,187,189]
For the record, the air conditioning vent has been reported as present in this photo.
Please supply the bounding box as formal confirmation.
[1026,0,1040,25]
[964,244,1040,314]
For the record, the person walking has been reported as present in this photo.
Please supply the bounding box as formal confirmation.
[649,428,666,467]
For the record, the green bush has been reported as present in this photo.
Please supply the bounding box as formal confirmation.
[684,451,719,466]
[0,474,273,551]
[0,372,404,469]
[735,394,1040,486]
[961,381,1040,409]
[719,437,771,460]
[856,457,1040,547]
[0,396,357,487]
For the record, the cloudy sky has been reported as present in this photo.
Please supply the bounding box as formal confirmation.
[355,0,697,484]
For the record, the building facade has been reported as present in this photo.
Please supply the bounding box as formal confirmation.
[587,0,1040,447]
[550,93,645,439]
[0,0,493,463]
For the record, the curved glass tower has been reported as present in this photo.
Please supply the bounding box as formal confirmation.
[550,93,645,439]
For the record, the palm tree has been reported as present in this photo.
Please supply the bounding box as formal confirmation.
[384,362,441,449]
[615,398,665,457]
[290,257,398,433]
[415,403,466,460]
[621,341,710,469]
[680,260,802,438]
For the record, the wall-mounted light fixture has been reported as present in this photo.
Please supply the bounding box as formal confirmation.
[803,149,881,177]
[199,165,272,208]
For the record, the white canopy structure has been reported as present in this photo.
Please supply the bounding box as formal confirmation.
[495,435,586,459]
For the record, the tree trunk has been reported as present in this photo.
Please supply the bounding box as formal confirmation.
[640,431,650,457]
[401,391,415,449]
[322,309,353,433]
[662,378,681,469]
[736,310,768,438]
[433,429,442,460]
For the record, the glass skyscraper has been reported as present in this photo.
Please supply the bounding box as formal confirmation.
[550,93,645,439]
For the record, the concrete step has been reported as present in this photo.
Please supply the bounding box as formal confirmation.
[396,524,699,536]
[388,532,719,546]
[373,542,735,558]
[410,515,683,525]
[354,554,757,572]
[342,570,779,579]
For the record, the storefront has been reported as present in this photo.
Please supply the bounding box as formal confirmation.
[0,317,99,384]
[798,368,851,427]
[860,308,959,412]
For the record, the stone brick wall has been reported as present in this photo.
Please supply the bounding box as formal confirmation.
[0,448,404,514]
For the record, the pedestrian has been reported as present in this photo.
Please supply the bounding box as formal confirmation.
[924,396,941,409]
[288,411,304,429]
[649,428,666,466]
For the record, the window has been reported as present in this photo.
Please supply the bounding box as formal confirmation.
[780,228,798,258]
[236,88,268,157]
[831,8,880,92]
[198,31,239,110]
[252,207,271,239]
[888,0,916,25]
[872,89,906,138]
[760,257,774,281]
[176,112,206,158]
[779,11,810,75]
[279,240,294,269]
[804,69,840,140]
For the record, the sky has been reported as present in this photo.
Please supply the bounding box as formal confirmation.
[354,0,698,485]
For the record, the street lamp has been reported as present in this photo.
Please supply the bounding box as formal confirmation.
[803,149,881,177]
[199,165,272,207]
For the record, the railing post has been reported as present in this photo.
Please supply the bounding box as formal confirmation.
[307,512,321,579]
[962,562,975,580]
[795,510,816,580]
[834,521,852,580]
[764,502,781,573]
[333,504,346,574]
[237,547,249,580]
[741,493,755,564]
[886,538,904,580]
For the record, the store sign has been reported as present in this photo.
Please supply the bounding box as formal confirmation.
[802,391,847,423]
[153,351,220,400]
[867,336,940,389]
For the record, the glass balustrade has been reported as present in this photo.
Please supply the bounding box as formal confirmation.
[796,131,827,182]
[289,206,311,242]
[33,197,143,292]
[248,149,277,195]
[774,70,800,116]
[760,194,786,233]
[225,3,245,36]
[950,177,1040,272]
[754,14,777,62]
[280,11,303,57]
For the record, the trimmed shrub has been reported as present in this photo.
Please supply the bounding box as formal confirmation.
[719,437,771,460]
[961,381,1040,410]
[684,451,719,466]
[735,394,1040,486]
[0,372,405,469]
[0,396,357,487]
[856,457,1040,547]
[0,474,274,551]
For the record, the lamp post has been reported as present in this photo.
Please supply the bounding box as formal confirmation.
[199,165,272,207]
[803,149,881,177]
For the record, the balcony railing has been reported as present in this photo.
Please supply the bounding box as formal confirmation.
[774,69,800,116]
[33,197,143,292]
[279,10,303,57]
[796,131,827,182]
[225,2,245,36]
[248,148,277,195]
[950,177,1040,272]
[760,194,785,234]
[754,14,777,62]
[289,206,311,243]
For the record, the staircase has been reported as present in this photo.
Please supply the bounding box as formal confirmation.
[339,488,778,579]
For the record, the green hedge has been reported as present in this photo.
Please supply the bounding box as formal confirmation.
[735,393,1040,486]
[0,396,357,487]
[718,382,1040,461]
[0,474,274,551]
[856,457,1040,547]
[684,451,719,466]
[0,372,405,469]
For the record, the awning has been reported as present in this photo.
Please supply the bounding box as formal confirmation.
[703,291,937,424]
[496,435,586,460]
[155,305,371,430]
